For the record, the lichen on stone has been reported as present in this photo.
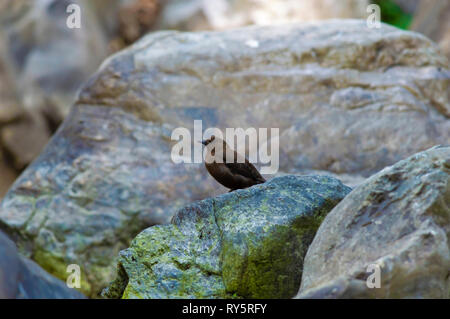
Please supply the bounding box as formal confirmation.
[104,175,351,299]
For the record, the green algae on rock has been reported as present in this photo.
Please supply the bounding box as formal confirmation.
[103,175,351,299]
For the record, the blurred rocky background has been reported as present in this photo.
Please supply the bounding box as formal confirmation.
[0,0,448,198]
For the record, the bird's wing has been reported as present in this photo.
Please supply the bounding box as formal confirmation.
[224,161,265,182]
[220,147,265,182]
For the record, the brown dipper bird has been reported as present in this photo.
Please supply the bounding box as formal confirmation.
[201,135,266,191]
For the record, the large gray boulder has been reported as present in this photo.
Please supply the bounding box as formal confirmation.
[80,20,449,178]
[103,175,351,299]
[0,21,448,297]
[297,146,450,298]
[0,230,85,298]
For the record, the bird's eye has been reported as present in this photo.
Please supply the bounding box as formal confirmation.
[211,135,215,141]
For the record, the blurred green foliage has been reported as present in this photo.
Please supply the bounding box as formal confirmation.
[372,0,413,29]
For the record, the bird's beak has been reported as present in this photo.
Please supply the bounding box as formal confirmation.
[200,140,207,146]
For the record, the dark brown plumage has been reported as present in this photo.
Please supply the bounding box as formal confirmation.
[201,135,266,191]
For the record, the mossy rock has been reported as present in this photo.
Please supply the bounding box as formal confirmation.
[103,175,351,299]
